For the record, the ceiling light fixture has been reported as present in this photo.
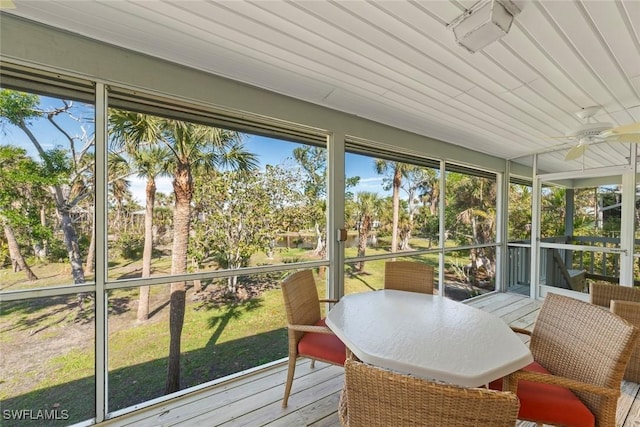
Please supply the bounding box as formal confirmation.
[448,0,521,53]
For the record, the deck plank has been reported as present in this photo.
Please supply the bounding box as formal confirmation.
[620,381,640,427]
[263,382,343,427]
[99,292,638,427]
[190,364,343,426]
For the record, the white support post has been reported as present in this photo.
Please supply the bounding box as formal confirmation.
[620,145,637,286]
[327,132,346,300]
[94,82,108,422]
[496,165,507,292]
[530,154,541,300]
[439,160,446,297]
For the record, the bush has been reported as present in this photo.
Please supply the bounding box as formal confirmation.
[0,241,9,268]
[113,233,144,260]
[46,237,69,262]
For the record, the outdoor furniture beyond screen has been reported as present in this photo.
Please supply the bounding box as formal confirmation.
[610,300,640,383]
[325,290,532,387]
[589,282,640,307]
[384,260,434,294]
[497,292,639,427]
[338,358,520,427]
[280,269,346,407]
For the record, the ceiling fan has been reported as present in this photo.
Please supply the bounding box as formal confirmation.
[560,106,640,161]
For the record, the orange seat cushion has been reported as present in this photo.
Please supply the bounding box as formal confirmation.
[490,361,595,427]
[298,319,346,365]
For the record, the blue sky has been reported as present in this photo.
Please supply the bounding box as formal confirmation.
[1,94,388,204]
[129,134,388,204]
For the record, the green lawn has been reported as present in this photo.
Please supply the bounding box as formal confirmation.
[0,237,479,425]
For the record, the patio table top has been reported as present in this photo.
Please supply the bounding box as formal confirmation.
[326,290,533,387]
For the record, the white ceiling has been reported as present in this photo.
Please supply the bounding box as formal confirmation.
[4,0,640,174]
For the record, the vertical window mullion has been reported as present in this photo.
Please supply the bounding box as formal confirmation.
[496,169,507,292]
[327,132,346,300]
[94,82,108,422]
[438,160,446,297]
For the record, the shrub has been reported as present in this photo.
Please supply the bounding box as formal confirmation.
[113,232,144,260]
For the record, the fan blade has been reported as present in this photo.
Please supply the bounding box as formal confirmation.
[605,133,640,143]
[610,122,640,134]
[601,122,640,138]
[565,144,587,161]
[617,134,640,143]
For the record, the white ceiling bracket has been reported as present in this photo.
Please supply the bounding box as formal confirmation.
[448,0,522,53]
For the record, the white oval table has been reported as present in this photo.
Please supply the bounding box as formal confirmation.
[325,290,533,387]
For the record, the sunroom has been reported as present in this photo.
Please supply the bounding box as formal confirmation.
[1,1,639,426]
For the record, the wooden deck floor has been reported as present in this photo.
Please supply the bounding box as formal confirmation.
[104,292,640,427]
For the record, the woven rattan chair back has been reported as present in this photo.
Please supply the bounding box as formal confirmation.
[384,261,434,294]
[610,300,640,383]
[340,359,519,427]
[281,269,322,346]
[590,282,640,307]
[280,269,345,407]
[529,292,638,425]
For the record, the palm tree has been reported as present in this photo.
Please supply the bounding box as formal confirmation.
[375,160,407,253]
[107,152,132,232]
[354,191,381,271]
[133,146,170,319]
[109,111,169,322]
[111,112,258,392]
[161,120,258,393]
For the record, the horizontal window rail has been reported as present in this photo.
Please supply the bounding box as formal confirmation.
[540,241,626,255]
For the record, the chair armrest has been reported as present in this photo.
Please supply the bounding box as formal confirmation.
[288,324,335,334]
[506,369,619,398]
[510,327,532,336]
[319,298,339,303]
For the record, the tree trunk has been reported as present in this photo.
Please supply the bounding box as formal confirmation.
[400,233,410,251]
[39,205,48,259]
[357,216,370,272]
[165,165,192,394]
[137,178,156,322]
[18,122,85,284]
[58,200,86,284]
[192,279,202,293]
[391,167,401,254]
[227,275,238,295]
[313,221,325,257]
[85,207,95,274]
[4,224,38,280]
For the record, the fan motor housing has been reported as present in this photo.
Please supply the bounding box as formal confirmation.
[565,122,612,138]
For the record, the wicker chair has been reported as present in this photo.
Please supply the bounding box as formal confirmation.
[339,358,520,427]
[589,282,640,307]
[610,300,640,383]
[280,269,346,407]
[384,261,434,294]
[502,292,639,427]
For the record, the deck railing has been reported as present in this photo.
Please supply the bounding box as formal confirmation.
[507,235,636,290]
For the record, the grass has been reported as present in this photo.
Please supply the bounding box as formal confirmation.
[0,247,314,425]
[0,237,485,425]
